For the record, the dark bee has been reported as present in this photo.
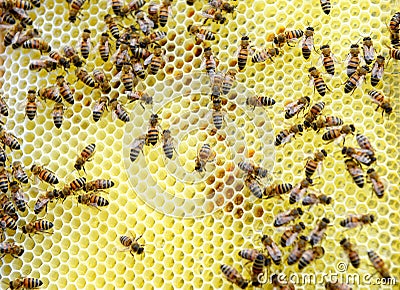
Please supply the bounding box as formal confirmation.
[38,86,62,103]
[11,28,40,49]
[9,278,43,290]
[274,207,303,227]
[304,149,327,178]
[132,59,146,79]
[63,45,83,67]
[9,8,33,27]
[302,193,332,207]
[34,189,63,215]
[147,1,159,28]
[322,124,355,144]
[201,47,217,78]
[144,46,165,75]
[84,179,114,192]
[120,0,146,18]
[320,0,331,14]
[110,0,124,16]
[3,22,24,47]
[263,183,293,199]
[92,96,109,122]
[187,24,215,41]
[309,217,330,246]
[22,38,51,53]
[298,246,325,270]
[79,28,91,59]
[0,213,17,231]
[245,175,263,198]
[51,103,65,129]
[370,55,385,87]
[0,148,6,163]
[10,181,27,212]
[0,127,21,150]
[304,101,325,128]
[195,143,215,173]
[0,241,24,259]
[252,47,280,64]
[362,36,375,65]
[238,160,269,179]
[104,14,120,39]
[31,164,59,185]
[389,12,400,32]
[99,32,111,62]
[287,236,308,265]
[311,116,343,132]
[146,113,160,146]
[340,238,360,268]
[308,67,328,96]
[319,44,335,76]
[220,264,249,289]
[29,58,57,72]
[368,90,393,117]
[0,195,16,215]
[344,65,369,94]
[246,95,275,110]
[340,214,375,229]
[25,89,38,120]
[49,50,70,70]
[301,26,315,59]
[56,75,74,105]
[237,35,251,71]
[251,253,268,287]
[367,168,385,199]
[344,159,364,188]
[346,43,361,77]
[74,143,96,173]
[135,10,154,35]
[1,0,33,10]
[201,6,226,25]
[280,222,305,247]
[68,0,87,23]
[113,43,130,72]
[110,98,130,123]
[367,250,391,279]
[119,65,135,91]
[28,0,40,6]
[131,46,151,61]
[0,11,15,25]
[274,124,303,147]
[76,67,96,88]
[119,234,145,256]
[130,135,146,162]
[284,96,310,119]
[78,193,109,208]
[0,164,9,193]
[342,146,375,166]
[221,69,236,95]
[22,218,54,237]
[159,0,172,27]
[289,177,313,204]
[261,235,282,265]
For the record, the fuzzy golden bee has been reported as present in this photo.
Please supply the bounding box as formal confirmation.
[79,28,91,59]
[25,89,38,120]
[367,90,393,117]
[74,143,96,173]
[301,26,315,59]
[246,95,275,110]
[267,26,304,48]
[76,67,96,88]
[0,127,21,150]
[84,179,114,192]
[311,116,343,132]
[98,32,111,62]
[309,217,330,246]
[187,24,215,42]
[68,0,87,23]
[93,68,111,94]
[344,65,369,94]
[322,124,355,144]
[29,58,57,72]
[344,159,364,188]
[345,43,361,77]
[104,14,120,39]
[304,149,327,178]
[22,38,51,53]
[64,45,84,68]
[367,250,391,279]
[49,50,70,70]
[3,22,24,47]
[319,44,336,76]
[38,86,62,103]
[11,27,40,49]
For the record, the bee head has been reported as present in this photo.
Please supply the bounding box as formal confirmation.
[366,168,375,174]
[308,66,316,73]
[349,124,355,132]
[18,248,25,256]
[187,25,193,33]
[341,147,348,154]
[321,149,327,156]
[339,238,348,245]
[325,196,332,204]
[83,28,91,34]
[296,207,303,215]
[369,215,375,223]
[299,222,306,229]
[322,217,330,224]
[22,226,27,234]
[137,247,144,255]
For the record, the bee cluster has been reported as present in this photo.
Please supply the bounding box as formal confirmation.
[0,0,398,288]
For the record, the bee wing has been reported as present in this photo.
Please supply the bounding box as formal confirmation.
[372,62,384,79]
[344,53,351,64]
[199,12,215,19]
[309,76,315,87]
[111,71,122,83]
[317,54,324,67]
[356,75,365,87]
[363,45,374,60]
[331,53,340,63]
[144,54,154,66]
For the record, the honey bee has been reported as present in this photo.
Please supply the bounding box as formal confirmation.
[320,0,331,15]
[386,45,400,60]
[309,217,329,246]
[127,91,153,109]
[0,11,15,25]
[210,0,236,13]
[11,27,40,49]
[135,10,154,35]
[340,213,375,229]
[119,234,145,256]
[308,67,328,96]
[144,46,165,75]
[9,277,43,290]
[362,36,375,65]
[93,69,111,94]
[38,86,62,104]
[0,127,21,150]
[99,32,111,62]
[10,181,27,212]
[68,0,87,23]
[367,250,391,279]
[84,179,114,192]
[345,43,361,77]
[370,55,385,87]
[210,71,223,99]
[287,235,308,265]
[271,274,295,290]
[238,249,271,266]
[201,6,226,25]
[25,89,38,120]
[367,90,393,117]
[388,26,400,48]
[195,143,215,173]
[3,22,24,47]
[147,1,159,28]
[31,164,59,185]
[146,113,160,146]
[344,159,364,188]
[187,24,216,42]
[267,26,304,48]
[342,146,375,166]
[130,135,146,162]
[263,183,293,199]
[110,98,130,123]
[304,149,327,178]
[237,35,252,71]
[310,116,343,132]
[274,207,303,227]
[162,130,176,159]
[63,45,84,68]
[244,175,263,198]
[274,124,303,147]
[220,264,249,289]
[22,218,54,237]
[104,14,120,39]
[250,253,268,287]
[69,177,86,191]
[0,164,9,193]
[366,168,385,199]
[298,246,325,270]
[130,58,145,79]
[319,44,336,76]
[251,47,280,63]
[118,65,135,91]
[221,69,236,95]
[303,101,325,128]
[301,26,315,59]
[340,238,360,268]
[113,43,130,72]
[389,12,400,32]
[120,0,146,17]
[34,188,63,214]
[261,235,282,265]
[289,177,313,204]
[0,0,33,10]
[0,195,16,215]
[74,143,96,173]
[159,0,172,27]
[49,50,70,70]
[140,31,167,48]
[79,28,91,59]
[28,58,57,72]
[0,212,17,232]
[280,222,305,248]
[0,94,8,117]
[131,46,151,61]
[322,124,355,144]
[75,67,96,88]
[356,134,375,157]
[302,193,332,207]
[238,160,269,179]
[22,38,51,53]
[344,65,369,94]
[0,240,24,258]
[55,75,74,105]
[284,96,310,119]
[325,281,353,290]
[92,96,109,122]
[109,0,124,16]
[78,193,109,208]
[246,95,275,110]
[51,103,65,129]
[201,47,217,79]
[0,147,6,163]
[9,7,33,27]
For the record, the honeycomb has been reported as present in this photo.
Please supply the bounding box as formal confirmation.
[0,0,399,289]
